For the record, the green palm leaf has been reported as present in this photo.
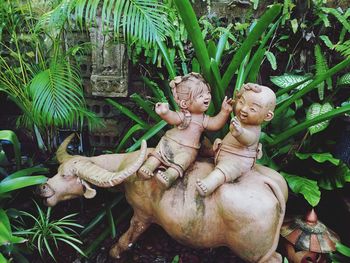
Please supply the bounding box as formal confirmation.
[29,61,86,127]
[43,0,173,45]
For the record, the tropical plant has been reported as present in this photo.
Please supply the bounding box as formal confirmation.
[0,167,48,262]
[258,0,350,207]
[0,0,97,153]
[38,0,175,66]
[14,201,85,262]
[100,1,285,153]
[0,130,21,170]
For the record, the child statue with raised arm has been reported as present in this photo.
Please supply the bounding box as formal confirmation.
[137,72,233,189]
[196,83,276,196]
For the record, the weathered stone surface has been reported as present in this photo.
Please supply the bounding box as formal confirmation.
[89,17,128,97]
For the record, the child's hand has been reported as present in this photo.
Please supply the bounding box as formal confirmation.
[230,117,243,137]
[155,102,169,115]
[221,96,233,113]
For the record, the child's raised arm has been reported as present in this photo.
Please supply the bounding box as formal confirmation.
[206,96,233,131]
[230,117,259,146]
[155,102,183,126]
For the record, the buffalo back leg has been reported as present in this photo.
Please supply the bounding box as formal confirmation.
[109,212,150,259]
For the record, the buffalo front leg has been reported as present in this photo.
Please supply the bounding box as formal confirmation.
[109,213,150,259]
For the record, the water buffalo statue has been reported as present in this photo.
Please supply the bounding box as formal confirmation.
[38,134,288,262]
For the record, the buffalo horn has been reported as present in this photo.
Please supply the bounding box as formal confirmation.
[76,140,147,187]
[56,133,75,163]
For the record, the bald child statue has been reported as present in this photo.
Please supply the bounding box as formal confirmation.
[196,83,276,197]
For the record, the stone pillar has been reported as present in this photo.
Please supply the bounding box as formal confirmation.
[89,17,128,97]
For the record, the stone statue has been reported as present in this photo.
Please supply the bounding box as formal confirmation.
[196,83,276,196]
[138,73,233,189]
[38,134,287,262]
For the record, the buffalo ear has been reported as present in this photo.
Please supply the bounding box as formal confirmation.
[81,180,96,199]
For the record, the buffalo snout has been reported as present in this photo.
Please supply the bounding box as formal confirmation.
[37,183,54,198]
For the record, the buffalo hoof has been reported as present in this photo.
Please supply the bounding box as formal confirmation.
[109,243,122,259]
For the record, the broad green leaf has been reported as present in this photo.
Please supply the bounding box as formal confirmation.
[0,130,21,169]
[106,99,149,129]
[0,176,47,194]
[294,98,303,110]
[244,18,280,82]
[107,207,116,238]
[130,93,161,122]
[215,25,232,63]
[270,103,350,146]
[115,124,144,153]
[2,167,48,183]
[318,163,350,190]
[207,40,216,59]
[222,4,282,90]
[338,73,350,85]
[191,57,200,73]
[306,103,333,135]
[0,210,11,245]
[156,39,176,79]
[281,172,320,207]
[126,120,166,152]
[246,48,265,83]
[336,243,350,257]
[270,107,297,132]
[0,212,24,246]
[265,51,277,70]
[295,152,340,165]
[8,235,26,244]
[271,74,311,90]
[173,0,213,99]
[275,58,350,117]
[290,18,298,33]
[0,253,7,263]
[210,59,224,104]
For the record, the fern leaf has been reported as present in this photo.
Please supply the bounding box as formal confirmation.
[322,7,350,32]
[335,40,350,58]
[314,45,330,99]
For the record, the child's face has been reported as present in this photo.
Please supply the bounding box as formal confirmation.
[187,85,211,114]
[235,90,272,125]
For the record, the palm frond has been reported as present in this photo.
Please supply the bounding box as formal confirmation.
[29,61,87,127]
[39,0,173,45]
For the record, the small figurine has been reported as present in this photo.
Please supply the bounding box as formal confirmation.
[138,72,233,189]
[196,83,276,196]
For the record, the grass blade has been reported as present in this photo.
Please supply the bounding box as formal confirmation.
[126,120,166,152]
[222,4,282,90]
[105,98,149,128]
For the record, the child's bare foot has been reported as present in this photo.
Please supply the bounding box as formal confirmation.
[196,179,209,196]
[137,166,154,179]
[155,170,177,189]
